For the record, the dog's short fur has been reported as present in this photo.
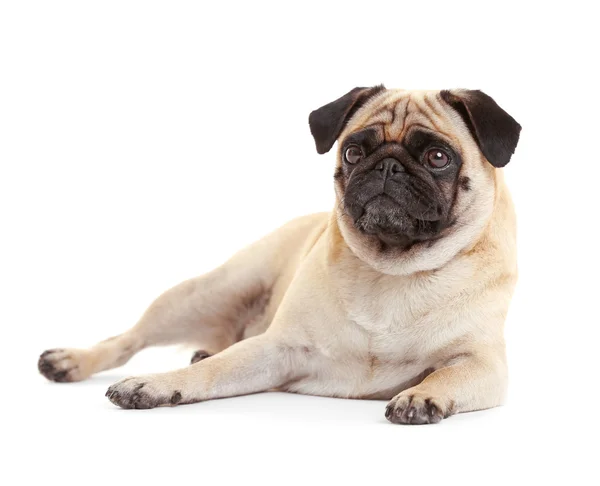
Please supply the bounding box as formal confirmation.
[39,86,520,424]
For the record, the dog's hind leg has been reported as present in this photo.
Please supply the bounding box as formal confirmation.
[38,244,277,383]
[38,213,327,383]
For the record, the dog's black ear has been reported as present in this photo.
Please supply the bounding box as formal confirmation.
[309,85,385,154]
[440,90,521,168]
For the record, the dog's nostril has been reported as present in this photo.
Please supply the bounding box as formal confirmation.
[376,158,404,175]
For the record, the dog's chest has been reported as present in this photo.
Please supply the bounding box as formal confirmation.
[339,268,463,357]
[286,259,475,399]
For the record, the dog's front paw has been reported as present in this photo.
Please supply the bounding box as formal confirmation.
[385,390,454,425]
[38,348,91,382]
[106,375,185,410]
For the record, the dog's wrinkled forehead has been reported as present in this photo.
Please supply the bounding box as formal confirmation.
[309,86,521,168]
[341,90,458,144]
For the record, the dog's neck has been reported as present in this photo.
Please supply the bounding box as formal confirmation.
[327,195,503,277]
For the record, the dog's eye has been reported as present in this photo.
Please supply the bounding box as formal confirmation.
[344,145,363,164]
[425,149,450,168]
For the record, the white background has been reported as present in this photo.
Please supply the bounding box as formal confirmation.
[1,1,598,484]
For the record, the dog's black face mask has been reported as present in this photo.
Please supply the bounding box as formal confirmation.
[338,126,461,247]
[308,86,521,249]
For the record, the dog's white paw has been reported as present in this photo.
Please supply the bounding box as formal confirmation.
[385,389,455,425]
[38,348,92,382]
[106,375,185,409]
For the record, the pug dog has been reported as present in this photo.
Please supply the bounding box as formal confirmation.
[38,86,520,424]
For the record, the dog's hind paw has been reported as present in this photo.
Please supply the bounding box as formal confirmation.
[190,350,212,364]
[38,348,91,383]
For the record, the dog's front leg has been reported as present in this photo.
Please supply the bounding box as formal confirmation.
[106,334,303,409]
[385,350,507,425]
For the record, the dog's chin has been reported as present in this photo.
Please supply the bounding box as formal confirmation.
[349,196,443,249]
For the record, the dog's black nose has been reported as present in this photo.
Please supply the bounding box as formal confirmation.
[374,157,405,176]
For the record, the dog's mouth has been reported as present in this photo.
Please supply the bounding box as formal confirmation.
[348,194,446,247]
